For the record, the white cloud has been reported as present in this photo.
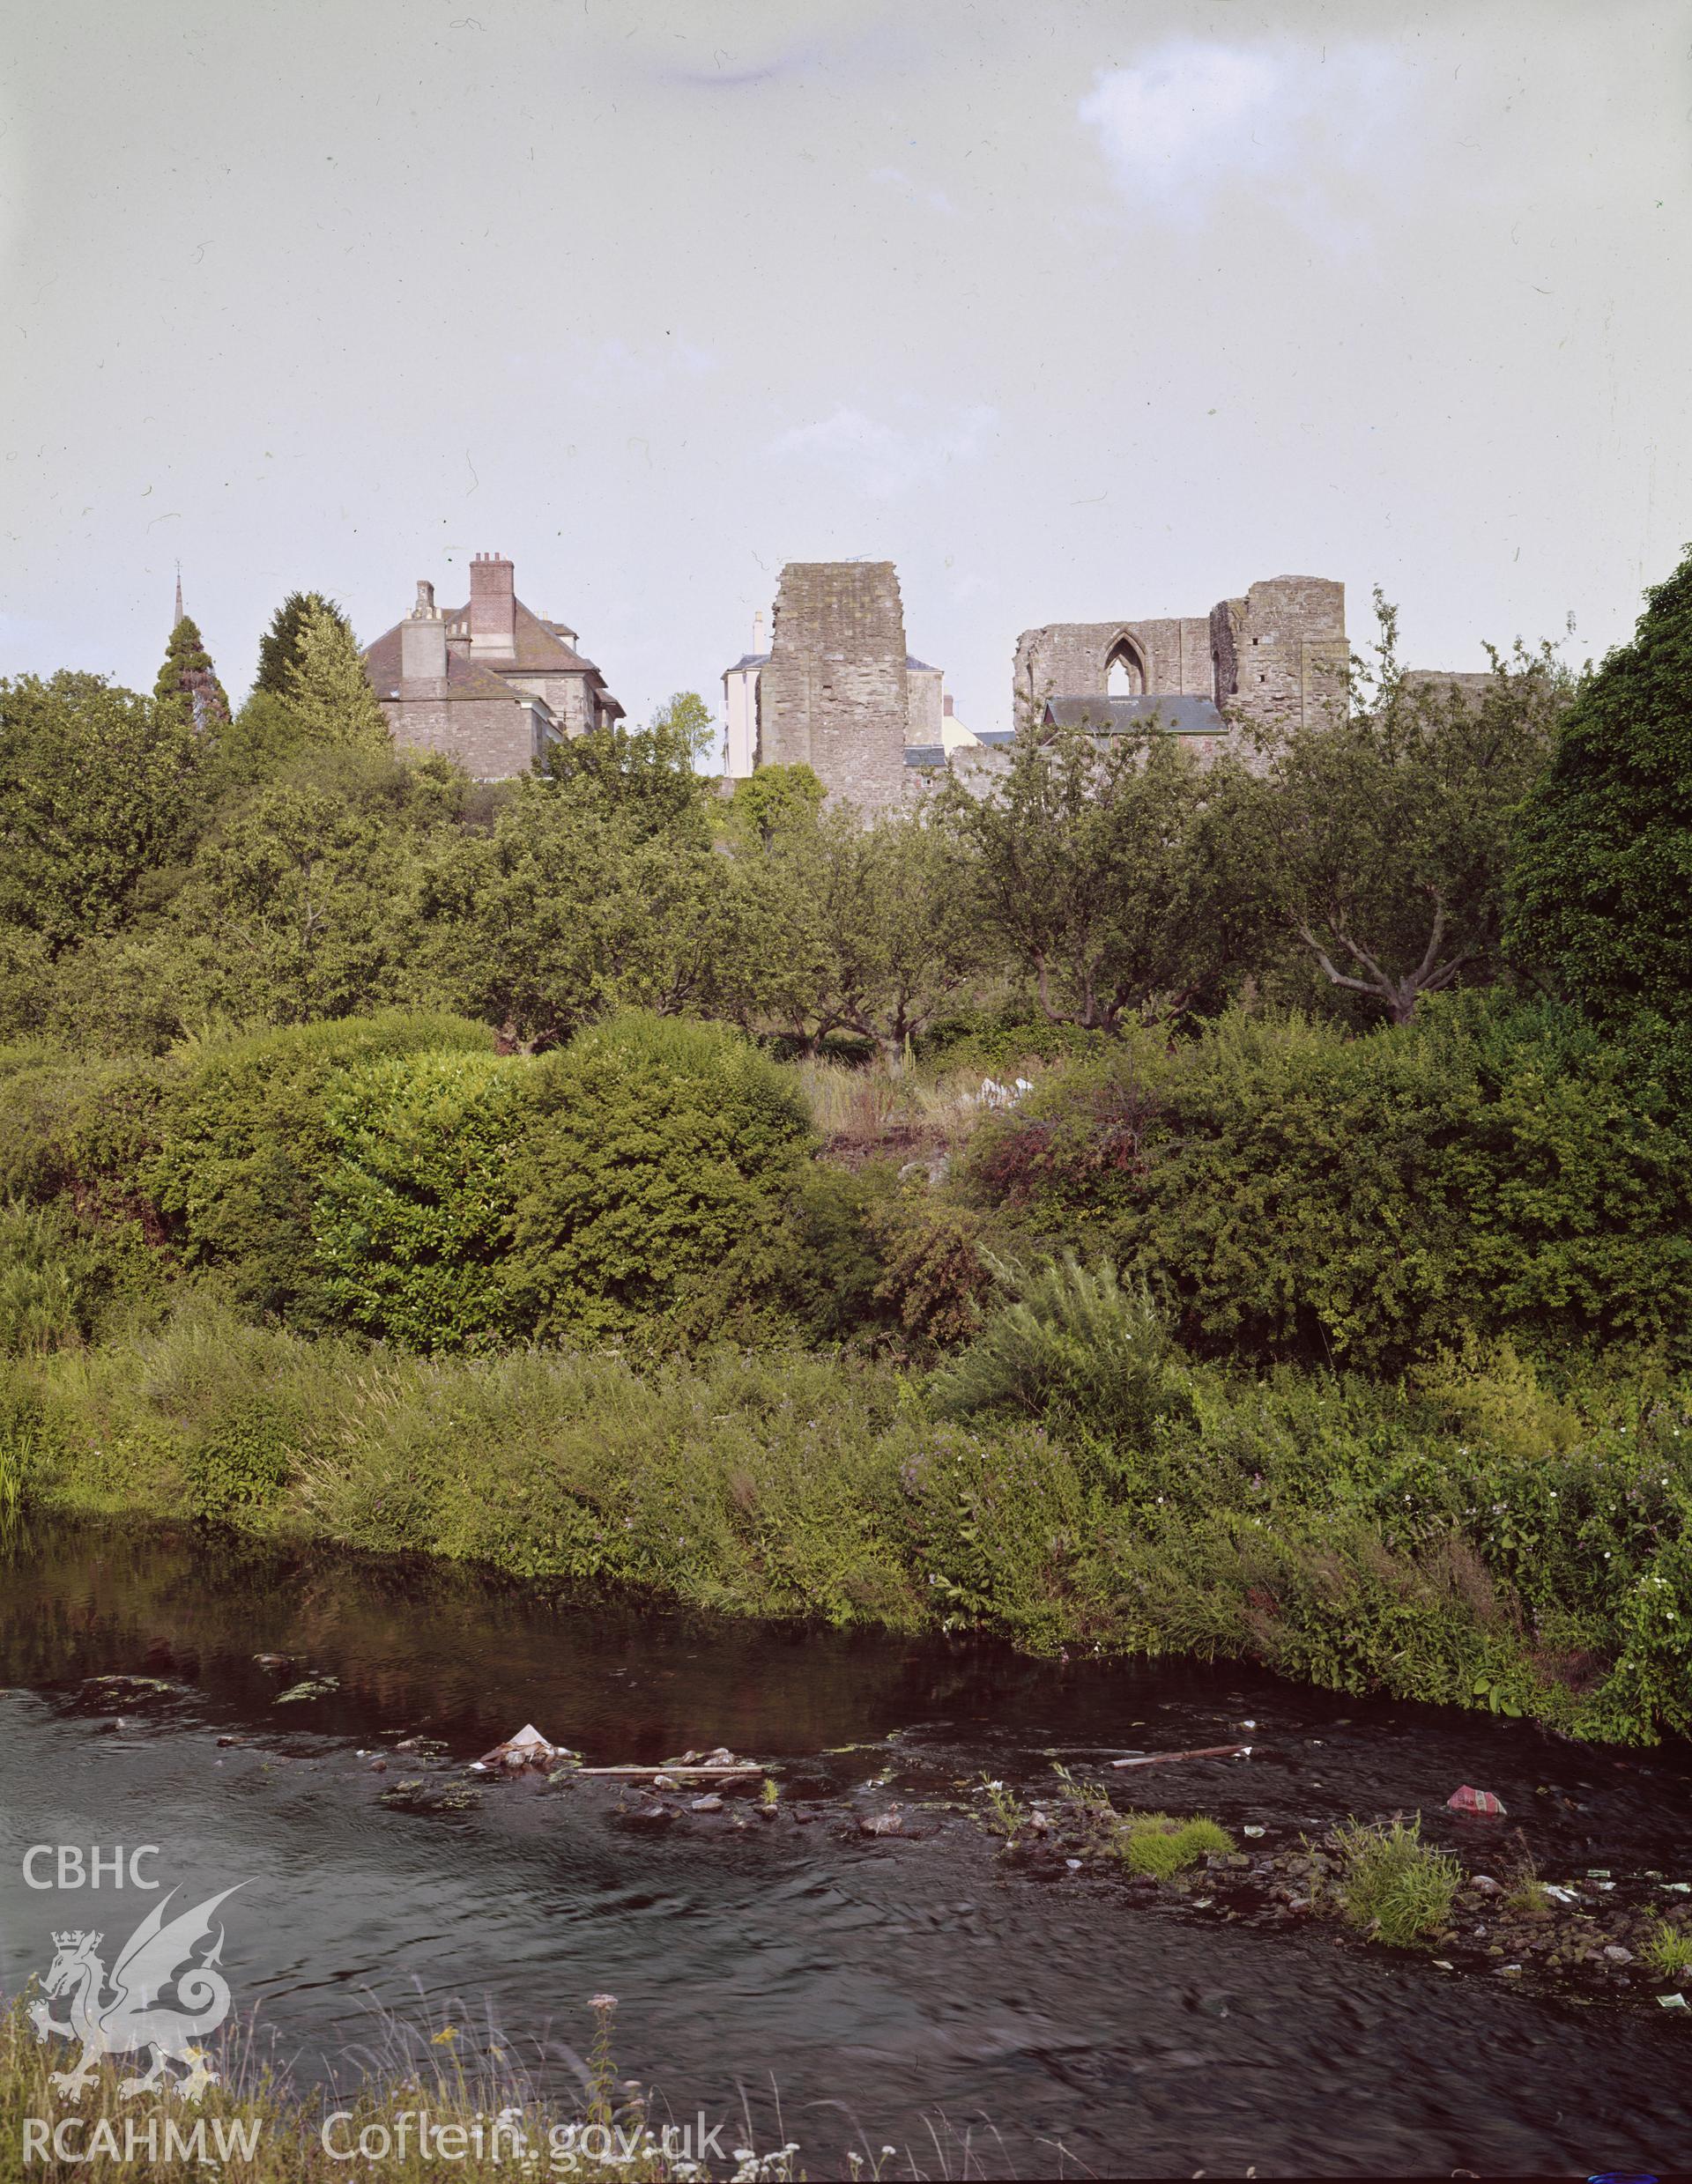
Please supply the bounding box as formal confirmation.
[768,403,998,500]
[1079,39,1406,240]
[868,165,959,218]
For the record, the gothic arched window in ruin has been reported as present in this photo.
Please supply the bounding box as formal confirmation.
[1103,634,1146,698]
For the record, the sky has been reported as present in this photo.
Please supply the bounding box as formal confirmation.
[1,0,1688,741]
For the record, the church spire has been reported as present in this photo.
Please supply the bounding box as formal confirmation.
[174,562,184,633]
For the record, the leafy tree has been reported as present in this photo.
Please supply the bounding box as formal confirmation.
[750,805,991,1066]
[255,591,352,697]
[545,691,714,839]
[153,615,229,733]
[416,775,763,1050]
[1507,548,1692,1021]
[169,746,442,1025]
[284,600,390,751]
[0,672,208,952]
[717,762,826,849]
[939,722,1243,1032]
[1250,598,1567,1025]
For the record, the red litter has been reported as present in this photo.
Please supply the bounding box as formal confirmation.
[1447,1784,1507,1816]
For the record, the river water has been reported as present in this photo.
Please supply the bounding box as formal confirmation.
[3,1514,1691,2178]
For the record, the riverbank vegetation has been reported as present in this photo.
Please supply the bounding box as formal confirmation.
[0,1990,802,2183]
[2,559,1690,1739]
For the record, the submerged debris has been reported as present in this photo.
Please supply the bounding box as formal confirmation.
[75,1674,183,1712]
[1110,1742,1253,1771]
[377,1777,482,1815]
[274,1674,340,1705]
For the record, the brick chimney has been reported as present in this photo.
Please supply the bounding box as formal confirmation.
[469,552,516,655]
[400,579,447,685]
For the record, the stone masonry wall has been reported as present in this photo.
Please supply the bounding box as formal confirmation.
[761,562,909,813]
[1013,616,1214,728]
[1212,575,1347,736]
[1018,576,1348,739]
[384,697,538,780]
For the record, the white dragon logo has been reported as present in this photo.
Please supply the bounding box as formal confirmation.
[29,1885,245,2103]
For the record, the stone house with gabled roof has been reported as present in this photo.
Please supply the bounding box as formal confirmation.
[362,552,623,780]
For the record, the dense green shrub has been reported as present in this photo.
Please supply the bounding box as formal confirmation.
[508,1013,814,1343]
[0,1046,174,1209]
[714,1160,899,1344]
[181,1404,295,1520]
[312,1048,526,1351]
[968,1000,1692,1370]
[917,1009,1108,1074]
[146,1011,495,1324]
[932,1254,1193,1465]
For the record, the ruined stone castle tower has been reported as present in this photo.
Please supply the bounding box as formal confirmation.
[759,561,911,812]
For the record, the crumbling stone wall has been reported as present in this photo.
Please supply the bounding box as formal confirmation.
[1210,575,1347,735]
[761,562,909,812]
[1013,618,1213,729]
[1015,576,1348,738]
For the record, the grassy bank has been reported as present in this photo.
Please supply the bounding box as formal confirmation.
[4,1297,1690,1745]
[0,1992,811,2184]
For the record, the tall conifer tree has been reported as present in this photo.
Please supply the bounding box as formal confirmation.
[153,611,230,733]
[284,600,390,750]
[256,590,352,696]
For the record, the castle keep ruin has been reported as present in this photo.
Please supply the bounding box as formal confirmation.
[723,561,958,811]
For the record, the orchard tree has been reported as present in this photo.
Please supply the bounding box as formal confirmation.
[1507,548,1692,1021]
[939,722,1240,1032]
[754,804,990,1067]
[1252,597,1569,1025]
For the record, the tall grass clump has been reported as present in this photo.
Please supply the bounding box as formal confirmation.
[931,1254,1192,1454]
[1333,1818,1460,1946]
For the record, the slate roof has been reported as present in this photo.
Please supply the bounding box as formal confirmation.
[364,590,619,712]
[364,643,536,707]
[1042,694,1227,737]
[905,655,939,673]
[725,652,770,674]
